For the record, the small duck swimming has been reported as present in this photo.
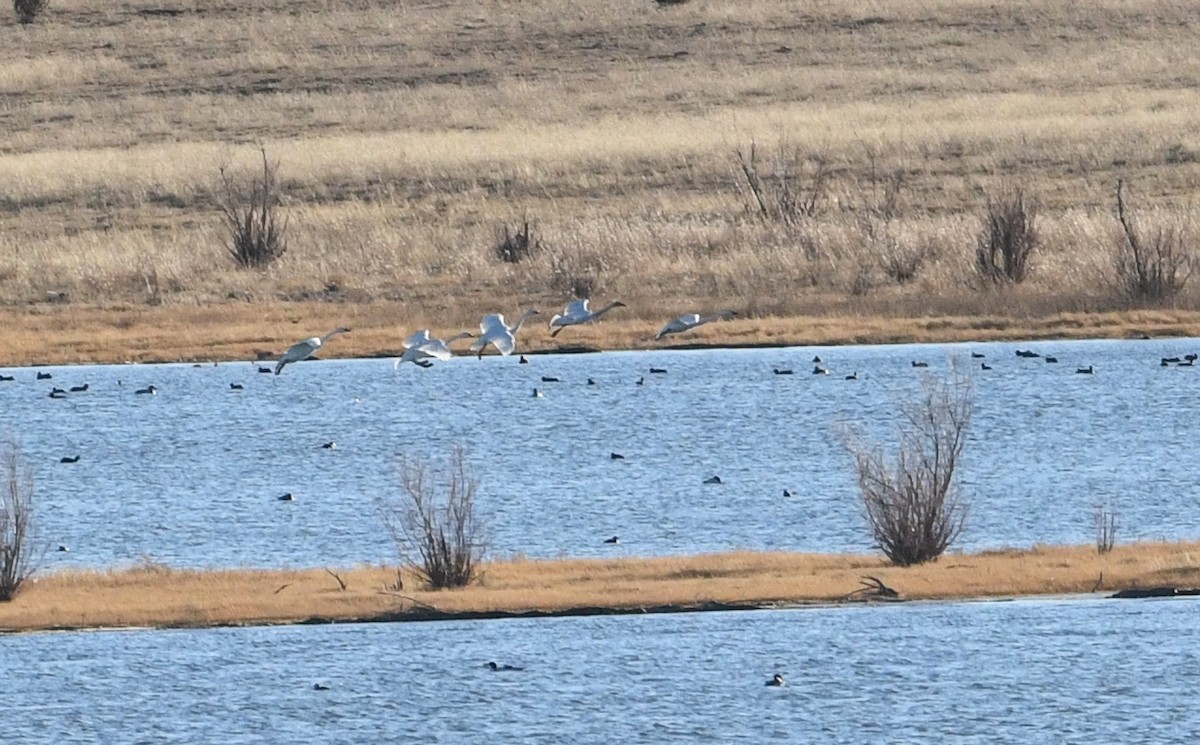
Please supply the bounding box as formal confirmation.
[60,455,80,464]
[587,378,596,386]
[649,367,668,374]
[48,388,68,399]
[135,385,158,395]
[1076,365,1094,375]
[981,363,992,371]
[69,383,89,392]
[844,371,858,380]
[531,388,543,398]
[312,683,331,691]
[812,365,828,375]
[703,475,723,485]
[485,661,524,672]
[257,366,273,374]
[604,535,620,544]
[230,383,244,390]
[911,360,929,368]
[541,376,560,383]
[278,492,294,502]
[610,452,625,460]
[773,368,794,375]
[765,673,785,687]
[37,372,52,380]
[321,441,337,450]
[518,355,529,364]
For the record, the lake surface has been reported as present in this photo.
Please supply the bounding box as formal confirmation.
[2,596,1198,743]
[1,336,1198,569]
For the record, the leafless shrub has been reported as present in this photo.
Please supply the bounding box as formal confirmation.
[1,436,40,601]
[851,150,927,285]
[1094,503,1119,554]
[840,365,974,566]
[219,147,289,269]
[378,446,486,590]
[975,188,1039,284]
[735,142,830,226]
[1112,179,1195,303]
[13,0,49,24]
[494,218,543,263]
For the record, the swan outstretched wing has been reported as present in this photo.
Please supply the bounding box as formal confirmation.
[480,314,509,336]
[416,340,454,361]
[490,330,517,356]
[403,329,432,349]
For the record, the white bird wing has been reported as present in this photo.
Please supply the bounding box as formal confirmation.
[402,329,431,349]
[480,314,509,335]
[564,299,590,321]
[490,329,517,356]
[416,340,453,361]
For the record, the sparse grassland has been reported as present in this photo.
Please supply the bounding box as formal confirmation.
[2,1,1200,364]
[2,542,1199,633]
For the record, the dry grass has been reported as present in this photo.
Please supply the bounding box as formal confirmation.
[1,0,1200,358]
[2,542,1198,633]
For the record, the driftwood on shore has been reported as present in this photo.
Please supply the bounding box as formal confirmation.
[845,576,902,602]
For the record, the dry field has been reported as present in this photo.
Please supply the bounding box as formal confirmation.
[2,542,1198,633]
[2,0,1200,365]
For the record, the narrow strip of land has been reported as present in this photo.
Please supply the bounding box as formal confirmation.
[3,542,1197,633]
[3,303,1199,368]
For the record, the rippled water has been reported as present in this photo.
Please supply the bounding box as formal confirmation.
[1,337,1198,568]
[2,597,1198,743]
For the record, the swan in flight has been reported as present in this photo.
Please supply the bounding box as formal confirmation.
[549,299,626,337]
[394,330,474,369]
[275,327,350,375]
[469,309,540,359]
[654,310,735,340]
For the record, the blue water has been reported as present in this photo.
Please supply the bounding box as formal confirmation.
[1,337,1198,569]
[2,596,1198,743]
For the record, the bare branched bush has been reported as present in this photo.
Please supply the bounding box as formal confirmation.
[1,437,40,601]
[1112,179,1195,303]
[219,147,289,269]
[13,0,49,24]
[378,446,486,590]
[851,151,927,285]
[735,142,830,226]
[975,188,1039,284]
[1094,503,1119,554]
[840,366,974,566]
[494,219,543,263]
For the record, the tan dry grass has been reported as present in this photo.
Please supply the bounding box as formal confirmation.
[2,0,1200,343]
[3,542,1199,632]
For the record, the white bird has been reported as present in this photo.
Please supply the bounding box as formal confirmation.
[654,310,735,340]
[275,327,350,375]
[394,330,474,369]
[549,299,627,338]
[469,309,540,359]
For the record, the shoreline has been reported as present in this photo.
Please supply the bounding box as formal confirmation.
[4,542,1199,635]
[2,303,1200,368]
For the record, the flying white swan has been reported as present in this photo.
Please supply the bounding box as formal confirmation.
[549,299,627,338]
[275,327,350,375]
[469,309,540,359]
[654,310,735,340]
[394,330,474,368]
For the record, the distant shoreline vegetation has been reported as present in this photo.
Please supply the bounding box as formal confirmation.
[2,542,1198,634]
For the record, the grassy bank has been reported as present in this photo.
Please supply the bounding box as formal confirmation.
[3,542,1198,633]
[3,303,1200,368]
[2,0,1200,365]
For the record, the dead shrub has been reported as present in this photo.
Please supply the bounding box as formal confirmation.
[1,436,40,601]
[840,365,974,566]
[1112,179,1195,303]
[494,218,543,263]
[1094,503,1119,554]
[735,142,831,226]
[13,0,49,24]
[378,446,486,590]
[219,147,289,270]
[975,188,1039,284]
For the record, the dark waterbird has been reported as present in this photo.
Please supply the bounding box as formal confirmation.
[1044,356,1058,364]
[540,376,560,383]
[0,375,14,381]
[649,367,668,374]
[812,356,822,363]
[278,492,294,502]
[257,366,272,374]
[812,365,828,375]
[911,360,928,368]
[135,385,158,395]
[1016,349,1040,358]
[60,455,80,464]
[519,355,529,364]
[1076,365,1094,375]
[48,388,67,399]
[845,371,858,380]
[587,378,596,386]
[981,363,992,371]
[37,372,52,380]
[703,475,723,485]
[230,383,244,390]
[773,368,794,375]
[971,352,985,359]
[765,673,785,687]
[485,661,524,672]
[610,452,625,460]
[783,489,792,497]
[321,442,337,450]
[69,383,89,392]
[604,536,620,544]
[312,683,331,691]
